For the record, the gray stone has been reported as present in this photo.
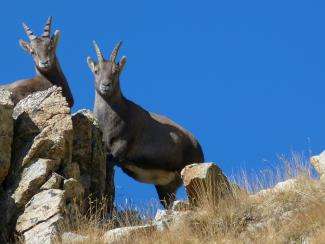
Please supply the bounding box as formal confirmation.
[104,225,155,243]
[61,232,90,243]
[23,213,63,244]
[172,200,189,211]
[153,209,193,231]
[72,109,114,206]
[0,89,14,185]
[13,158,57,208]
[310,151,325,180]
[41,172,64,190]
[63,178,84,201]
[16,189,65,233]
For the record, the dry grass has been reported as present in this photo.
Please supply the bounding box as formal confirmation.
[58,152,325,243]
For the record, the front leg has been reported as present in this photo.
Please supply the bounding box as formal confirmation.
[155,175,183,209]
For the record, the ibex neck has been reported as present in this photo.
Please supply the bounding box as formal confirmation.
[35,57,66,86]
[94,89,128,118]
[35,56,74,107]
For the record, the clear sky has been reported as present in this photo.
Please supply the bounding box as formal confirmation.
[1,1,325,207]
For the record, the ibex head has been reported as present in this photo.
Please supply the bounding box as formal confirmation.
[87,41,127,98]
[19,16,60,72]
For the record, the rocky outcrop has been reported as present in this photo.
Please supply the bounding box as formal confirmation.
[0,89,14,185]
[0,87,115,243]
[72,109,114,204]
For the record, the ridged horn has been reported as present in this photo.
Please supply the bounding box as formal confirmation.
[93,41,104,62]
[42,16,52,38]
[22,22,36,41]
[110,41,122,62]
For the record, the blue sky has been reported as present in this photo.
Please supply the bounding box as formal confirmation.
[1,1,325,207]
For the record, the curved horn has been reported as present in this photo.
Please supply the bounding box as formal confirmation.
[110,41,122,62]
[22,22,36,41]
[42,16,52,38]
[93,41,104,62]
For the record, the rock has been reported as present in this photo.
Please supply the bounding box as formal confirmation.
[252,178,299,198]
[153,209,194,231]
[63,178,84,201]
[11,86,73,172]
[104,225,155,243]
[0,87,73,242]
[72,110,114,205]
[13,158,57,208]
[61,232,90,243]
[16,189,65,233]
[172,200,189,211]
[181,163,231,206]
[0,89,14,185]
[23,213,64,244]
[63,162,80,181]
[310,151,325,180]
[41,172,64,190]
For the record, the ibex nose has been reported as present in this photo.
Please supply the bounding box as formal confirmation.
[102,80,110,86]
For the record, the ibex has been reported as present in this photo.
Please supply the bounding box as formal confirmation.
[0,17,74,107]
[87,41,204,208]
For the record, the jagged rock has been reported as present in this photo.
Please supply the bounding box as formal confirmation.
[0,89,14,185]
[61,232,90,243]
[310,151,325,180]
[0,87,73,242]
[181,163,231,206]
[13,158,57,208]
[23,213,64,244]
[41,172,64,190]
[72,109,114,204]
[11,86,73,172]
[104,225,155,243]
[16,189,65,233]
[63,178,84,201]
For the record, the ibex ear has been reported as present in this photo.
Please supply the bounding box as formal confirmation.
[52,30,60,49]
[19,39,32,53]
[119,56,127,74]
[87,57,97,73]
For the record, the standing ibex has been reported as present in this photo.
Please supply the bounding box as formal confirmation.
[87,41,204,208]
[0,17,74,107]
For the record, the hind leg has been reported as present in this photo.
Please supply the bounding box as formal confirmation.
[155,175,182,209]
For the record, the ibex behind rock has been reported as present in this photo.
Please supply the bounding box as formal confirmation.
[88,41,204,208]
[0,17,74,107]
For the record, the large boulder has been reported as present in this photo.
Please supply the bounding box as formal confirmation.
[0,89,14,185]
[72,109,114,206]
[181,163,232,206]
